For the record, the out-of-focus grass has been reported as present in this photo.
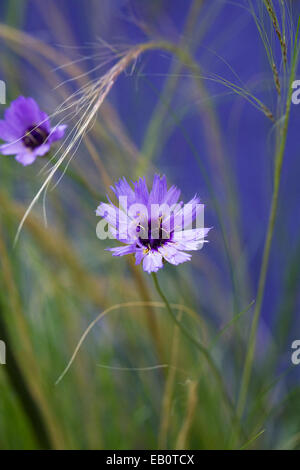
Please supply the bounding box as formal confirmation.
[0,0,300,450]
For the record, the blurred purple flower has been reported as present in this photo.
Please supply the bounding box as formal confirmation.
[96,175,211,274]
[0,96,66,166]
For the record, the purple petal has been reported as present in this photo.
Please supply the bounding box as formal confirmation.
[173,228,211,249]
[15,151,37,166]
[133,177,149,205]
[5,97,48,135]
[111,177,136,205]
[106,244,136,257]
[135,248,145,265]
[38,111,51,133]
[48,124,67,144]
[0,141,25,155]
[96,202,132,241]
[0,120,20,141]
[148,174,167,206]
[159,244,191,265]
[167,250,191,265]
[33,143,50,157]
[142,250,163,273]
[173,195,201,230]
[163,184,181,206]
[96,202,118,227]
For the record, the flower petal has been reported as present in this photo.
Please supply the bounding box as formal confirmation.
[33,143,51,157]
[106,244,136,257]
[0,141,25,155]
[15,151,37,166]
[38,111,51,133]
[0,119,21,141]
[163,184,181,206]
[96,202,132,241]
[173,195,202,230]
[159,244,191,265]
[135,248,145,265]
[173,228,211,249]
[111,177,136,205]
[167,250,191,265]
[148,174,167,206]
[4,97,47,134]
[48,124,67,144]
[142,250,163,273]
[133,177,149,205]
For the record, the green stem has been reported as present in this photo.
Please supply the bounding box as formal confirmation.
[233,16,300,446]
[151,272,243,439]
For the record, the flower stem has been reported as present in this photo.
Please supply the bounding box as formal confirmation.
[151,272,243,438]
[233,17,300,447]
[152,272,210,356]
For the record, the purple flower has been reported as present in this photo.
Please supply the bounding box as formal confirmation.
[0,96,66,166]
[96,175,211,274]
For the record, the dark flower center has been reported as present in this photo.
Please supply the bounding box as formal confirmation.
[138,218,172,251]
[22,126,49,150]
